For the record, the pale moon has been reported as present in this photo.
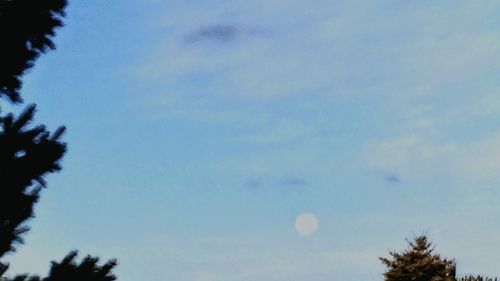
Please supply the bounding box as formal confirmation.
[295,213,319,236]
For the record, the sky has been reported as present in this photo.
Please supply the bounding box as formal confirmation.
[5,1,500,280]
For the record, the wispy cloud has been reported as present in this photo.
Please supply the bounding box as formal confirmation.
[365,132,500,186]
[184,24,267,44]
[383,172,401,184]
[133,0,500,106]
[282,177,308,187]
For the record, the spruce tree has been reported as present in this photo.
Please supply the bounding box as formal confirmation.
[0,1,117,280]
[0,0,67,103]
[380,235,456,281]
[458,276,498,281]
[0,105,66,259]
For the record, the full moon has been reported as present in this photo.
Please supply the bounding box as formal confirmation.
[295,213,319,236]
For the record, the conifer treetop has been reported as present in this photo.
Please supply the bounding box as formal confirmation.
[380,235,456,281]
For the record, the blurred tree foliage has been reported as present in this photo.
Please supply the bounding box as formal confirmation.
[458,276,498,281]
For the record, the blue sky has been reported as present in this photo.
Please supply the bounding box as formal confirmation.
[6,1,500,280]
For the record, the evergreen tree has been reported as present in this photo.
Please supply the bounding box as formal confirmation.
[458,276,498,281]
[0,105,66,259]
[0,0,69,268]
[0,1,117,280]
[0,0,67,103]
[1,251,117,281]
[380,235,456,281]
[43,251,117,281]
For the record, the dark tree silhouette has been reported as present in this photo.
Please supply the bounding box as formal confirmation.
[43,251,117,281]
[0,0,69,269]
[0,1,118,280]
[0,105,66,259]
[457,275,498,281]
[0,0,67,103]
[1,251,117,281]
[380,235,456,281]
[458,276,499,281]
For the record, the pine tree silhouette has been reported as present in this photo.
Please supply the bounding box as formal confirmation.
[43,251,117,281]
[0,105,66,259]
[2,251,117,281]
[0,1,117,280]
[458,276,499,281]
[380,235,456,281]
[0,0,67,103]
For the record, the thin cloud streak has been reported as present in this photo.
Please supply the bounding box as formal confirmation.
[282,177,308,187]
[184,24,268,44]
[383,173,402,184]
